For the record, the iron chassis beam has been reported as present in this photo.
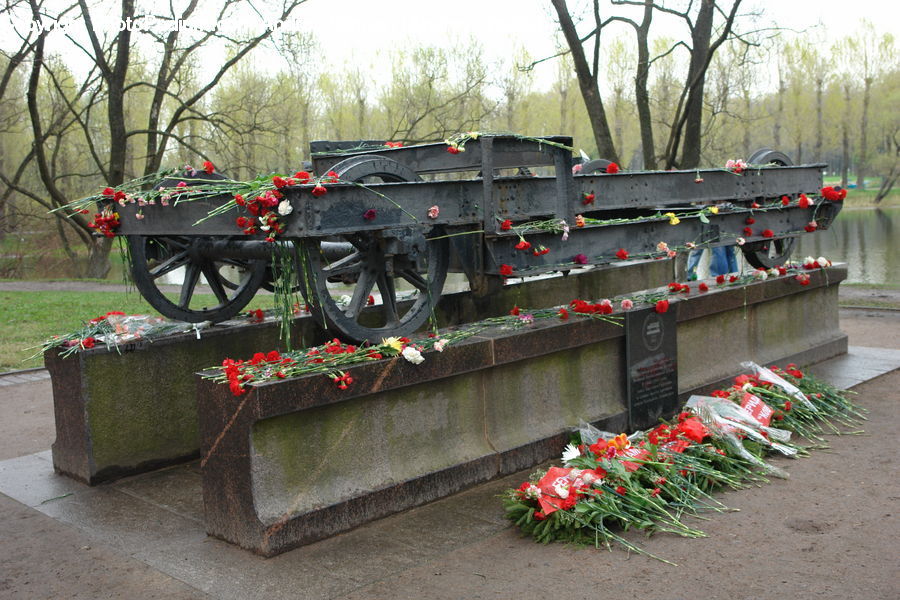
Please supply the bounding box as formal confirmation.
[115,133,831,277]
[116,165,827,240]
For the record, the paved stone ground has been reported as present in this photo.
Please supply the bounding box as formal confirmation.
[0,308,897,600]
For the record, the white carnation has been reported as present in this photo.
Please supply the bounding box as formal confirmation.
[561,444,581,464]
[277,200,293,216]
[401,346,424,365]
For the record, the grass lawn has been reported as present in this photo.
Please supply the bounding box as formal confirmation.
[0,290,280,371]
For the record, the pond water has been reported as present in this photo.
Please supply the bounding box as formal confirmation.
[795,207,899,286]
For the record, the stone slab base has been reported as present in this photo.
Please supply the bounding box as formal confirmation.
[47,260,672,485]
[198,265,847,556]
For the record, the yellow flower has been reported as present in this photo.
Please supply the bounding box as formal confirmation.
[709,206,719,214]
[381,337,404,353]
[609,433,630,451]
[664,212,681,226]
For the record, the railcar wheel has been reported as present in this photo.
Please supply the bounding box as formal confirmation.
[299,155,449,343]
[577,158,614,174]
[741,237,796,269]
[741,149,796,268]
[748,148,793,167]
[129,235,268,323]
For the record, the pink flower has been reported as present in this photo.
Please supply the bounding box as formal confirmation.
[427,205,440,219]
[574,254,588,265]
[620,299,634,311]
[363,209,377,221]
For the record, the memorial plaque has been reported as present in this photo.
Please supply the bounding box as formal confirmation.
[625,304,679,430]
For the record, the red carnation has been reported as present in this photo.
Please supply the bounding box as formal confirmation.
[615,485,626,495]
[102,187,115,197]
[311,184,327,197]
[558,308,569,320]
[499,264,514,276]
[272,176,288,189]
[743,227,753,236]
[293,171,311,183]
[509,305,520,316]
[606,163,619,174]
[762,229,774,238]
[447,146,460,154]
[655,299,669,314]
[363,209,377,221]
[677,417,708,443]
[500,219,512,231]
[514,240,531,251]
[745,217,755,225]
[203,160,215,174]
[821,186,845,201]
[698,282,709,292]
[781,195,790,206]
[582,192,595,205]
[615,248,629,260]
[716,274,725,285]
[573,253,588,265]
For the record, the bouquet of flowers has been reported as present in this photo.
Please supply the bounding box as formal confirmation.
[503,363,864,562]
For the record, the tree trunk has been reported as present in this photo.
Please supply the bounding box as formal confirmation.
[873,172,896,204]
[814,77,823,161]
[742,91,752,152]
[106,0,134,187]
[841,83,851,188]
[633,0,656,169]
[773,68,784,149]
[551,0,618,161]
[86,237,113,279]
[557,67,569,134]
[856,77,871,189]
[679,0,715,169]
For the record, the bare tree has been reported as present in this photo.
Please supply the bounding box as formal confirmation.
[548,0,748,168]
[550,0,618,161]
[2,0,305,277]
